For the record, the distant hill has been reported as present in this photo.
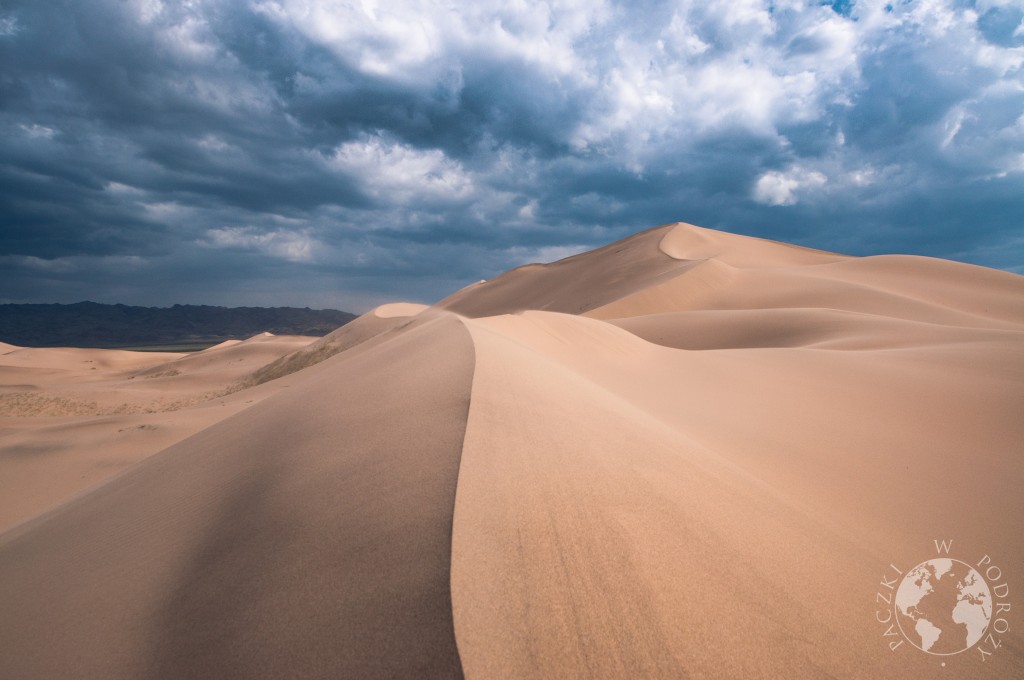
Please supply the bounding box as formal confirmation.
[0,302,357,348]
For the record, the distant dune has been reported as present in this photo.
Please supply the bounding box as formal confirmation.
[0,301,356,347]
[1,223,1022,678]
[0,332,318,531]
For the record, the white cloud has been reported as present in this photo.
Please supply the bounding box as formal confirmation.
[0,14,19,37]
[204,226,320,263]
[847,167,877,187]
[753,166,827,206]
[326,136,474,203]
[130,0,164,24]
[20,123,56,139]
[197,134,230,152]
[941,108,968,149]
[518,199,539,220]
[568,1,864,160]
[105,181,145,195]
[255,0,605,83]
[142,201,188,218]
[198,0,1024,187]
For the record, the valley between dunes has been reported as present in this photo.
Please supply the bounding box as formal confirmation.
[1,223,1022,678]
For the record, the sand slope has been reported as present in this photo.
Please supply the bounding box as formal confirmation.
[452,310,1023,678]
[0,333,317,531]
[437,224,705,317]
[1,222,1022,678]
[442,224,1023,677]
[0,311,472,679]
[243,303,427,386]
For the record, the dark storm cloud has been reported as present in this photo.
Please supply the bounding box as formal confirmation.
[1,0,1022,312]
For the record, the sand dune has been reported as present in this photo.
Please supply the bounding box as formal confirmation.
[0,311,471,679]
[374,302,429,318]
[0,333,316,531]
[437,224,702,317]
[610,307,1024,350]
[452,310,1022,678]
[1,223,1022,678]
[242,303,427,385]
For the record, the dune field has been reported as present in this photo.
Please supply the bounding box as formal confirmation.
[1,223,1021,678]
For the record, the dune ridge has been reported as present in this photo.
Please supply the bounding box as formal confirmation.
[1,222,1022,678]
[450,308,1022,677]
[0,311,472,679]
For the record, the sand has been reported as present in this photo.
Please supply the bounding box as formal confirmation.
[1,222,1022,678]
[0,333,316,531]
[0,311,472,679]
[374,302,429,318]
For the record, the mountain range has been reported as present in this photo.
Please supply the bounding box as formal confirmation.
[0,301,356,347]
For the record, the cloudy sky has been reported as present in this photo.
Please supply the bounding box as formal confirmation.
[1,0,1022,311]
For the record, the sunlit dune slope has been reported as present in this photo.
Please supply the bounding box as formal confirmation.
[1,222,1022,679]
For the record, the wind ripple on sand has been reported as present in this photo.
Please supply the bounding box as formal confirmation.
[449,310,1024,678]
[0,311,473,679]
[2,222,1023,679]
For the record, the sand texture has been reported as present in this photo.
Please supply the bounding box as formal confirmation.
[1,223,1022,678]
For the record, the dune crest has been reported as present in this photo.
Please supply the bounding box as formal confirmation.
[450,306,1023,677]
[0,311,472,679]
[2,223,1022,678]
[374,302,428,318]
[658,221,845,267]
[242,306,423,386]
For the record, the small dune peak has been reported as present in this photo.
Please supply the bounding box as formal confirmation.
[202,339,243,352]
[372,302,429,319]
[658,222,719,261]
[660,222,846,268]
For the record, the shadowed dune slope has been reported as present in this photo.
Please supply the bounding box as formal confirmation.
[243,304,427,387]
[441,223,1023,331]
[129,332,313,381]
[1,222,1022,680]
[437,224,701,317]
[609,307,1024,350]
[0,333,319,531]
[438,223,843,319]
[0,310,472,680]
[595,225,1024,325]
